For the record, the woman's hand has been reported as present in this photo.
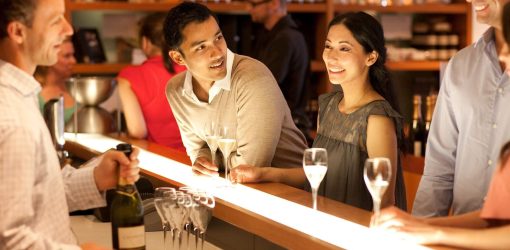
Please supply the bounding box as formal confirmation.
[375,206,441,245]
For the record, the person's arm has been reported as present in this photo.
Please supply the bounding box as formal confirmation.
[426,210,488,228]
[63,148,140,212]
[230,165,306,188]
[231,63,288,167]
[427,225,510,250]
[377,207,492,248]
[0,127,81,250]
[366,115,398,208]
[413,62,458,217]
[165,81,217,176]
[117,77,147,139]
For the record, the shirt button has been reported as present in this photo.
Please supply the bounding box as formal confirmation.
[498,88,503,93]
[488,160,493,165]
[493,123,498,128]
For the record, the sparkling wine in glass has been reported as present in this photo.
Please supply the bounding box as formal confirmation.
[303,148,328,210]
[218,125,237,183]
[363,157,391,227]
[204,122,220,166]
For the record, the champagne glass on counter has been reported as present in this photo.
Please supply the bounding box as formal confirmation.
[363,157,391,227]
[218,125,237,184]
[204,121,220,166]
[154,187,176,250]
[189,190,215,250]
[303,148,328,210]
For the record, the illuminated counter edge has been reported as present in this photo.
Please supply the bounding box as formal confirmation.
[64,133,430,250]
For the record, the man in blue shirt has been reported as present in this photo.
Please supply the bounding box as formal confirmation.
[413,0,510,216]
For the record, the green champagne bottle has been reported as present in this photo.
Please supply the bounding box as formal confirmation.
[111,143,145,250]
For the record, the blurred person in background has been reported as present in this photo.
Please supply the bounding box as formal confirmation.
[118,12,187,151]
[412,0,510,217]
[35,37,77,123]
[247,0,312,144]
[0,0,141,249]
[231,12,407,212]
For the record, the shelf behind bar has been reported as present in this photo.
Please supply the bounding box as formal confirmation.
[67,1,326,13]
[333,3,469,13]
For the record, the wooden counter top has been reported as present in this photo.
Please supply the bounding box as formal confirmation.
[64,133,451,250]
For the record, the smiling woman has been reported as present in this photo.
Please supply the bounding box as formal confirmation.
[231,12,407,213]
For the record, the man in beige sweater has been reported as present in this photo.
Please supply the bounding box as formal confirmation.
[164,2,307,176]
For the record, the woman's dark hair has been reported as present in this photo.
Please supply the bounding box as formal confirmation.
[328,12,404,152]
[503,3,510,46]
[163,2,218,57]
[0,0,36,39]
[138,13,175,73]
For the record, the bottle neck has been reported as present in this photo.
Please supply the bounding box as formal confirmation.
[118,176,135,187]
[412,101,423,121]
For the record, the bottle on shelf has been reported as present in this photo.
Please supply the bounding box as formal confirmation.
[434,21,452,61]
[423,94,437,156]
[111,143,145,250]
[410,95,426,157]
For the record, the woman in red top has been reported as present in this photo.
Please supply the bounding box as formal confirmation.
[118,13,186,150]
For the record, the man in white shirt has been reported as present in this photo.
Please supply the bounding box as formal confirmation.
[0,0,141,249]
[413,0,510,217]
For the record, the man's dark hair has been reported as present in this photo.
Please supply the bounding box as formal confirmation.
[163,2,218,55]
[0,0,37,39]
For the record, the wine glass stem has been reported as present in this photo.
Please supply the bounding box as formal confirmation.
[312,187,318,210]
[372,198,381,226]
[200,232,205,250]
[211,149,216,166]
[163,225,167,250]
[224,156,229,182]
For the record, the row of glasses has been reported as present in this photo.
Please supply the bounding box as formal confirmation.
[154,187,215,250]
[204,122,237,184]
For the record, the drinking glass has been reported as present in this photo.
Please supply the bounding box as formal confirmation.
[154,187,176,250]
[204,121,220,166]
[217,125,237,183]
[191,191,215,250]
[363,157,392,227]
[303,148,328,210]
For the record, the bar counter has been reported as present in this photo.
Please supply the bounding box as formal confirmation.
[64,133,452,250]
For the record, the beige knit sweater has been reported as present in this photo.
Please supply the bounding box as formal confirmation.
[166,53,307,168]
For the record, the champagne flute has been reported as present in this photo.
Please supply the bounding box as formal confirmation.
[204,122,220,166]
[363,157,391,227]
[303,148,328,210]
[154,187,176,250]
[217,125,237,184]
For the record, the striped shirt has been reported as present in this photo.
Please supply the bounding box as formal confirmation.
[0,59,106,249]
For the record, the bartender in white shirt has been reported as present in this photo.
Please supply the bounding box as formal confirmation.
[0,0,141,249]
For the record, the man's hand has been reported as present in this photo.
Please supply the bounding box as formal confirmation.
[230,165,264,183]
[93,147,141,191]
[192,157,219,176]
